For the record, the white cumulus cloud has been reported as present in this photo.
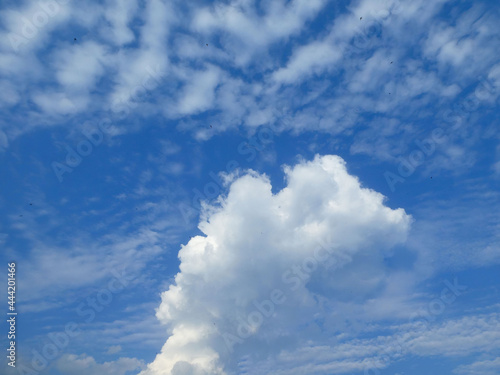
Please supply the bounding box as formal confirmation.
[140,155,412,375]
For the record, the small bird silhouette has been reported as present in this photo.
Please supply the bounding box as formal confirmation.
[210,125,212,128]
[390,61,393,64]
[206,44,208,46]
[74,38,77,41]
[360,17,362,20]
[29,203,32,206]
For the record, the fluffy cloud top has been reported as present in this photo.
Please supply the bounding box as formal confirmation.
[140,155,411,375]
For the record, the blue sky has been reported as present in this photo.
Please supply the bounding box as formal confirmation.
[1,0,500,374]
